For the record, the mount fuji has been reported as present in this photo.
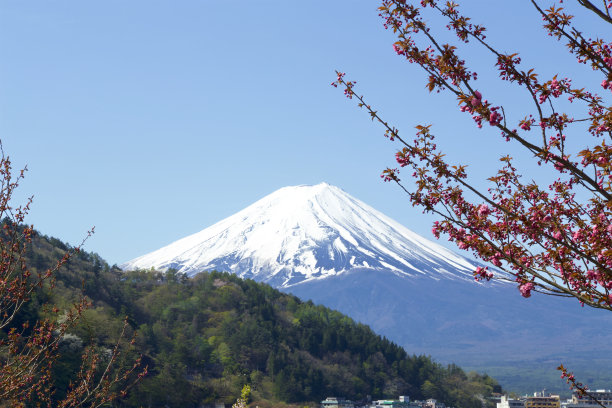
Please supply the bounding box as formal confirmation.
[122,183,481,286]
[122,183,612,392]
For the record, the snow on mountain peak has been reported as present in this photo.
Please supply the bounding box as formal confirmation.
[121,183,479,288]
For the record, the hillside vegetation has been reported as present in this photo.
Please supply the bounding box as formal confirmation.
[11,231,502,407]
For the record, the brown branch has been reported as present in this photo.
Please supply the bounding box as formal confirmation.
[577,0,612,24]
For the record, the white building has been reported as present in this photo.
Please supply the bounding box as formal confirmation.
[322,397,355,408]
[498,395,526,408]
[424,398,446,408]
[370,396,421,408]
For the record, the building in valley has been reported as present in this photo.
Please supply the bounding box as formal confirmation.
[525,390,560,408]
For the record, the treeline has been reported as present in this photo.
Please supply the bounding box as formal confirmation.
[11,231,501,407]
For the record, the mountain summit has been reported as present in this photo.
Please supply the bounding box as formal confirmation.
[122,183,477,287]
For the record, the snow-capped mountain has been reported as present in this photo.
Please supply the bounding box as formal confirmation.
[121,182,479,287]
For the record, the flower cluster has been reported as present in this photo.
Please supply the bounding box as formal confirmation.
[474,266,493,281]
[331,72,356,99]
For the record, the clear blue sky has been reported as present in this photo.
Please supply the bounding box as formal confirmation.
[0,1,607,265]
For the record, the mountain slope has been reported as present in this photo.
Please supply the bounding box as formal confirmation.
[286,268,612,358]
[122,183,480,287]
[18,231,503,407]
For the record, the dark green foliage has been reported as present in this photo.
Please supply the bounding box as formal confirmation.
[19,231,502,407]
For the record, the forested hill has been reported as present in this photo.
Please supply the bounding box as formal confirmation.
[16,231,501,407]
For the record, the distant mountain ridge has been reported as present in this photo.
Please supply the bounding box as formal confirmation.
[122,183,483,287]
